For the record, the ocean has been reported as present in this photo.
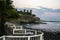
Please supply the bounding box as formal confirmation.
[26,22,60,32]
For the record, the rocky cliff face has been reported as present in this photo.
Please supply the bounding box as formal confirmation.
[8,9,41,24]
[17,9,41,24]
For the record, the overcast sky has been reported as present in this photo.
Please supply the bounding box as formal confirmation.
[12,0,60,21]
[12,0,60,9]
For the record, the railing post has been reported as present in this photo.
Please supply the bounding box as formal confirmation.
[2,36,6,40]
[28,37,30,40]
[25,29,26,34]
[40,35,42,40]
[13,29,14,34]
[40,33,44,40]
[35,31,37,35]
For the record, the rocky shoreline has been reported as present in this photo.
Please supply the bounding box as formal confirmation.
[27,28,60,40]
[43,31,60,40]
[38,29,60,40]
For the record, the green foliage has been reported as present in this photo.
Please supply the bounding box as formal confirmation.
[7,9,19,18]
[17,9,32,15]
[0,0,19,36]
[0,0,19,19]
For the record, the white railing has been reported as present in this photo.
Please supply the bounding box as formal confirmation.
[13,29,42,35]
[0,37,3,40]
[0,32,44,40]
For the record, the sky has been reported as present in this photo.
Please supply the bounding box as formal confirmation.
[12,0,60,21]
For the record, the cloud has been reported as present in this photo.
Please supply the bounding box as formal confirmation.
[17,6,60,21]
[37,6,60,13]
[12,0,60,9]
[43,12,60,16]
[17,6,60,13]
[34,7,60,21]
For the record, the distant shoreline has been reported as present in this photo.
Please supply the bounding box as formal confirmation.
[42,21,60,22]
[19,22,47,24]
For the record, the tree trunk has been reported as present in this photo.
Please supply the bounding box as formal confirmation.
[0,18,6,36]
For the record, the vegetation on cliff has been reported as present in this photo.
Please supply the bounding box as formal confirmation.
[10,9,41,24]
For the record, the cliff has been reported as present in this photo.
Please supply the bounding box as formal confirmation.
[16,9,41,24]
